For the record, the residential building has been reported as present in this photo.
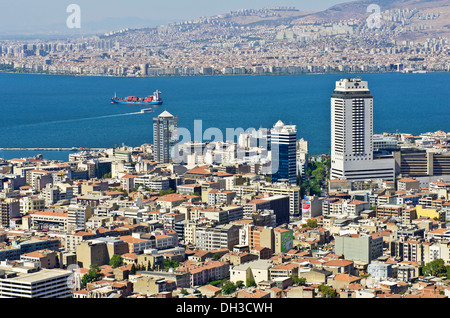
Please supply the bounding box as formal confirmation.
[76,237,128,268]
[177,260,230,287]
[0,268,72,298]
[67,204,93,232]
[301,195,322,220]
[0,198,20,228]
[269,262,299,280]
[335,233,383,263]
[230,259,273,284]
[233,182,301,216]
[367,261,393,280]
[133,275,177,296]
[20,249,60,269]
[194,224,240,251]
[297,138,308,181]
[29,211,68,233]
[243,194,290,225]
[120,235,155,254]
[376,204,403,219]
[322,198,369,218]
[273,227,293,254]
[397,178,420,191]
[153,111,178,163]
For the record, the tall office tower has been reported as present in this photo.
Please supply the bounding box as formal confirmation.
[271,120,297,184]
[330,78,395,181]
[153,110,178,163]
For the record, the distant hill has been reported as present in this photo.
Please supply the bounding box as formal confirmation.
[214,0,450,42]
[295,0,449,22]
[3,0,448,42]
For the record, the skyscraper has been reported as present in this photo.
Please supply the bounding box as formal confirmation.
[271,120,297,184]
[330,78,395,181]
[153,110,178,163]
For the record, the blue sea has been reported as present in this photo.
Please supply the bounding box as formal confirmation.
[0,72,448,161]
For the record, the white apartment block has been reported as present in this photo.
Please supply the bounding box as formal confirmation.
[233,182,300,216]
[67,204,92,231]
[194,224,240,251]
[0,269,72,298]
[229,260,273,284]
[322,198,369,218]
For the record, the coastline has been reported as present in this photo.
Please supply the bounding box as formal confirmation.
[0,69,440,79]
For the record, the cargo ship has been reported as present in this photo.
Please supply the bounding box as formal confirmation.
[111,90,163,105]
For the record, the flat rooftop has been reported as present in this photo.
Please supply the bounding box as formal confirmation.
[0,269,70,283]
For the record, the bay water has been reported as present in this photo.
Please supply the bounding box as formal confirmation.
[0,72,448,160]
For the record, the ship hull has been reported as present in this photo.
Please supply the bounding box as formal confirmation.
[111,99,162,105]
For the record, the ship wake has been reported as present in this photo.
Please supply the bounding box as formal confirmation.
[12,111,144,129]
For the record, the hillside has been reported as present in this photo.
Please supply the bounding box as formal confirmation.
[222,0,450,42]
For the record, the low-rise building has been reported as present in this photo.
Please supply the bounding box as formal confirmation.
[230,259,273,285]
[0,268,72,298]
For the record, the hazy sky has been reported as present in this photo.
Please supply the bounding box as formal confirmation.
[0,0,354,34]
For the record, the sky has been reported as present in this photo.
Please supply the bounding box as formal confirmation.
[0,0,354,36]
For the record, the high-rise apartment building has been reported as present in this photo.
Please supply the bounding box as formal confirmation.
[271,120,297,184]
[194,224,240,251]
[0,198,20,228]
[153,111,178,163]
[335,233,383,263]
[330,78,395,181]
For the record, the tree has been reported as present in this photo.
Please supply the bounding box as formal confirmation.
[305,219,318,228]
[292,276,306,286]
[81,264,101,287]
[324,157,331,171]
[422,259,447,277]
[163,258,179,269]
[130,263,136,275]
[235,280,244,289]
[180,289,189,295]
[109,254,123,268]
[246,278,257,288]
[222,281,237,295]
[159,188,175,196]
[209,280,223,287]
[110,187,129,197]
[301,160,328,196]
[318,285,337,298]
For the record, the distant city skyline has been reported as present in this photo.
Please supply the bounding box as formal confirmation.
[0,0,355,36]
